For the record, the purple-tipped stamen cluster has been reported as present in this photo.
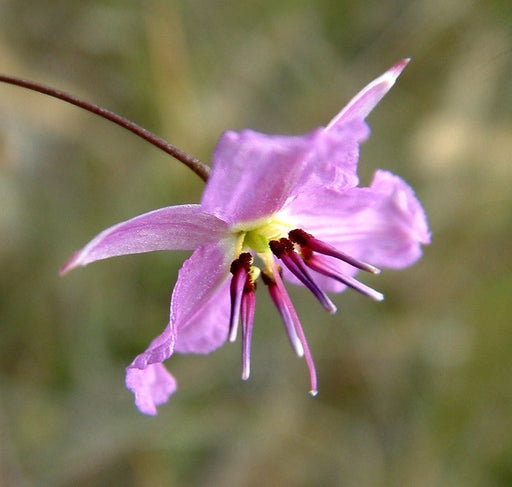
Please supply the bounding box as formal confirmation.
[228,252,257,380]
[226,227,386,395]
[289,229,384,301]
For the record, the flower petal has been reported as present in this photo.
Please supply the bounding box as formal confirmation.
[282,170,430,290]
[125,363,177,416]
[360,170,431,267]
[129,320,176,370]
[326,59,410,130]
[124,237,235,413]
[201,61,409,221]
[125,320,177,415]
[172,239,235,354]
[61,205,228,274]
[292,125,361,193]
[293,61,409,194]
[201,129,319,225]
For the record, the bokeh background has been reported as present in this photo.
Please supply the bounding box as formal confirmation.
[1,1,511,486]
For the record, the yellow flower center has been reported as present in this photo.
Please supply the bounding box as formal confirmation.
[232,215,295,271]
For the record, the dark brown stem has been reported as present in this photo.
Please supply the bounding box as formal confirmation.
[0,73,210,182]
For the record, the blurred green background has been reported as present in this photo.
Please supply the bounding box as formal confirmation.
[1,1,511,486]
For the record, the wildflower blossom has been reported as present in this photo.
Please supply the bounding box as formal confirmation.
[61,59,430,415]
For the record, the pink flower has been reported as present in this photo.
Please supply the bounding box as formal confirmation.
[61,60,430,415]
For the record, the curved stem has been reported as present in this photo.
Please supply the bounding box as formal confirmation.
[0,73,210,182]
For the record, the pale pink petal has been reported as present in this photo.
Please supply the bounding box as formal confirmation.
[291,125,361,193]
[174,278,232,353]
[129,321,176,369]
[125,363,177,416]
[282,169,429,292]
[61,205,228,274]
[201,129,320,225]
[359,170,431,267]
[125,321,177,415]
[200,62,411,218]
[292,61,409,193]
[172,239,236,354]
[326,59,410,130]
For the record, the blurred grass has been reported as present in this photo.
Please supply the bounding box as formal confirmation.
[1,0,511,486]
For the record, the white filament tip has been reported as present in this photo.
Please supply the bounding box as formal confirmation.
[374,291,385,302]
[241,367,250,381]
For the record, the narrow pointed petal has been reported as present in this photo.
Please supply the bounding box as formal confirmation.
[201,129,320,224]
[326,59,410,130]
[61,205,228,274]
[172,239,236,354]
[292,61,410,194]
[125,363,177,416]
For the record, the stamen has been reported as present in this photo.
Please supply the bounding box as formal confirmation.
[241,290,256,380]
[229,253,252,342]
[229,269,244,342]
[261,270,304,357]
[265,261,319,395]
[229,253,257,381]
[269,239,336,314]
[306,255,384,301]
[289,229,381,274]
